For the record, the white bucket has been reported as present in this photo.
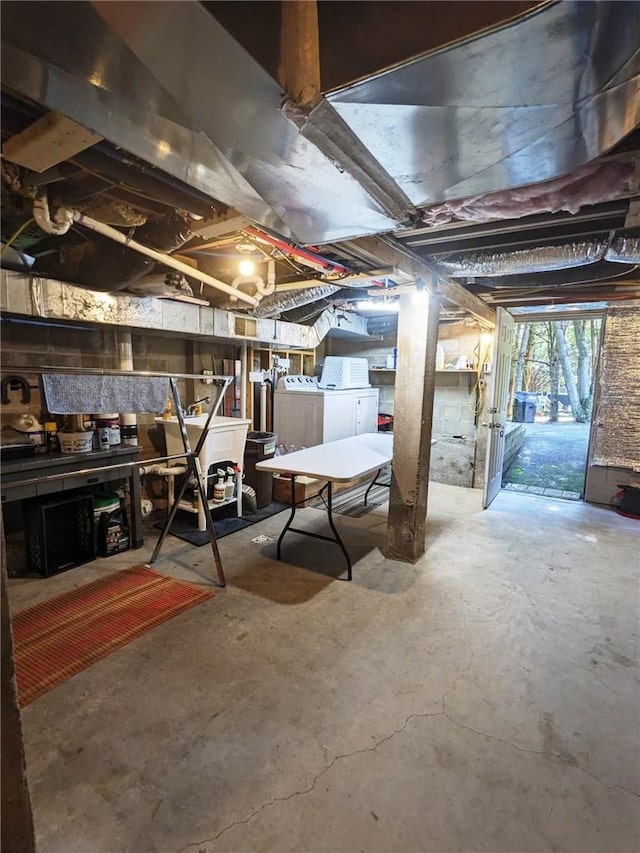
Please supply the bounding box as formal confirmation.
[59,432,94,454]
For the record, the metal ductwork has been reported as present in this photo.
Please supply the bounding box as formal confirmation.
[434,240,610,278]
[605,235,640,264]
[2,1,638,245]
[250,284,342,318]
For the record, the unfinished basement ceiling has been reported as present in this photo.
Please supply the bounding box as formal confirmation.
[1,0,639,316]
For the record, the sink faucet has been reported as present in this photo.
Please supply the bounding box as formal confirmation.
[187,396,210,415]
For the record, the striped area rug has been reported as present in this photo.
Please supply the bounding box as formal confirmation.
[314,480,391,518]
[11,566,213,707]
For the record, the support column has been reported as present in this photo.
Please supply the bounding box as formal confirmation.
[385,288,440,562]
[278,0,321,108]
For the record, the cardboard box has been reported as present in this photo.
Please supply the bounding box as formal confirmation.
[273,474,322,507]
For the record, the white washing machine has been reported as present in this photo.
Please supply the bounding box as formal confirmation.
[274,371,379,451]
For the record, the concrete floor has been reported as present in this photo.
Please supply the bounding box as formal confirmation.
[8,484,640,853]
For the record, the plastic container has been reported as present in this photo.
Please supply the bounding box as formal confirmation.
[94,414,120,446]
[59,431,94,454]
[244,431,277,508]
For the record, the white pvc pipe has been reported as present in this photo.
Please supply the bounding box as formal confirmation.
[139,464,187,477]
[260,383,267,432]
[72,211,258,306]
[240,341,247,419]
[33,193,73,235]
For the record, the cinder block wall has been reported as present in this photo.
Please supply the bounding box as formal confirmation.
[0,321,236,459]
[431,373,477,437]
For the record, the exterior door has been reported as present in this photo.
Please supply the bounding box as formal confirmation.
[483,307,515,508]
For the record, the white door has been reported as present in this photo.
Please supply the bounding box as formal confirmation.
[483,307,515,508]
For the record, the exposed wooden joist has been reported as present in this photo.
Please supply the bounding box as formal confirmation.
[353,235,496,326]
[2,111,102,173]
[278,0,321,107]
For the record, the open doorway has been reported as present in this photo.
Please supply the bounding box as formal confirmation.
[501,316,603,500]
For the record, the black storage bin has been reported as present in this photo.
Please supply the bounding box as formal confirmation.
[243,431,277,508]
[25,493,95,577]
[513,392,537,423]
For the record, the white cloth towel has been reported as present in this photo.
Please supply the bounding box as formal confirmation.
[42,375,169,414]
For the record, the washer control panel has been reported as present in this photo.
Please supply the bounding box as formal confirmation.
[278,375,319,391]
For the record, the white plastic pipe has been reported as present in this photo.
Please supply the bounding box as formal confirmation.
[240,341,247,419]
[139,464,187,477]
[33,193,73,235]
[260,383,267,432]
[72,210,258,306]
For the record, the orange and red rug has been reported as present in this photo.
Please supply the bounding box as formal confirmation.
[11,565,214,707]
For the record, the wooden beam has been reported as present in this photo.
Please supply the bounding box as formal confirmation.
[385,288,441,562]
[2,112,102,173]
[353,235,496,326]
[278,1,321,107]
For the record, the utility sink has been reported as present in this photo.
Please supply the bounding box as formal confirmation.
[156,415,251,531]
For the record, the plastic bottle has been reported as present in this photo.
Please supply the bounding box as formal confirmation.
[224,467,235,500]
[213,470,226,503]
[44,422,60,453]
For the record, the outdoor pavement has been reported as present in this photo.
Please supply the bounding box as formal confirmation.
[503,420,591,497]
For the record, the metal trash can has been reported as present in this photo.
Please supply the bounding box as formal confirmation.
[243,431,277,508]
[513,392,537,423]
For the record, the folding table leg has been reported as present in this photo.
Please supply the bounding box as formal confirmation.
[326,482,352,581]
[276,475,298,560]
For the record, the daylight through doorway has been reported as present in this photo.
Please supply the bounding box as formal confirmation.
[501,317,602,500]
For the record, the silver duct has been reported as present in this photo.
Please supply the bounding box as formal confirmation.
[435,240,609,278]
[250,285,341,318]
[3,2,638,244]
[605,236,640,265]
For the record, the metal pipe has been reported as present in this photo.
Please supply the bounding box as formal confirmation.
[1,364,231,381]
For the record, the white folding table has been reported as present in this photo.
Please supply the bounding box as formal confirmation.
[256,433,393,580]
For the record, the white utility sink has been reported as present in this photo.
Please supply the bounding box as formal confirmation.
[156,415,251,531]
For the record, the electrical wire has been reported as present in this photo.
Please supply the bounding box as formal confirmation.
[1,217,35,255]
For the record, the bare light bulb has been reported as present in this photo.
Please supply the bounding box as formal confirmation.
[238,259,255,277]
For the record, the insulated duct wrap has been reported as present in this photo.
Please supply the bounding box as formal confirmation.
[250,285,341,318]
[605,236,640,265]
[591,305,640,471]
[435,240,608,277]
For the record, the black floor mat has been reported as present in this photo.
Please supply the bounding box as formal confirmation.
[153,501,290,546]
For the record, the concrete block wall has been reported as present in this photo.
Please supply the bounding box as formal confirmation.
[431,373,477,437]
[0,321,236,460]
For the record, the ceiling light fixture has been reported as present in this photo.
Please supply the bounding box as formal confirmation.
[412,277,427,305]
[238,258,256,277]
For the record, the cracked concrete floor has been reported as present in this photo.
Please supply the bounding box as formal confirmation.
[8,483,640,853]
